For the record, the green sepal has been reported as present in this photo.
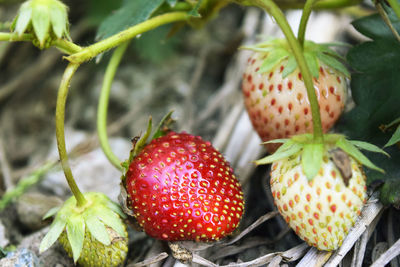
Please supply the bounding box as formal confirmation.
[301,143,324,180]
[259,48,289,73]
[132,117,153,160]
[39,192,127,264]
[31,3,50,47]
[385,125,400,148]
[85,213,110,246]
[255,142,302,165]
[261,138,289,144]
[350,140,390,157]
[188,0,203,17]
[14,4,32,35]
[316,52,350,78]
[105,199,126,219]
[39,215,66,253]
[49,1,68,39]
[152,110,175,140]
[336,138,385,173]
[42,206,60,220]
[304,51,320,79]
[282,55,297,78]
[97,207,127,238]
[66,215,85,263]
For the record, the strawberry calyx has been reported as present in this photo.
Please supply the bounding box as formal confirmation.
[39,192,127,263]
[256,133,387,180]
[241,38,349,79]
[11,0,70,49]
[121,111,175,175]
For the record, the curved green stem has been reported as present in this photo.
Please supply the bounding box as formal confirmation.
[0,32,32,42]
[298,0,318,46]
[278,0,361,9]
[387,0,400,21]
[56,63,86,207]
[52,39,83,55]
[235,0,323,142]
[97,42,129,171]
[66,12,190,64]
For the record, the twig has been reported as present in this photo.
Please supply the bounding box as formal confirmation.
[371,238,400,267]
[127,252,169,267]
[325,194,385,266]
[388,208,400,267]
[351,201,383,267]
[222,211,279,246]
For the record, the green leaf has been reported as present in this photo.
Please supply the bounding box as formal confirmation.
[96,0,165,40]
[86,214,110,246]
[133,25,181,63]
[42,206,60,220]
[352,13,400,40]
[31,4,50,46]
[66,216,85,263]
[282,55,297,78]
[350,140,390,157]
[380,179,400,207]
[255,143,302,165]
[385,125,400,147]
[97,208,127,238]
[39,217,66,253]
[14,4,32,35]
[336,138,384,173]
[316,52,349,77]
[301,143,324,180]
[304,51,319,79]
[338,13,400,205]
[259,48,289,74]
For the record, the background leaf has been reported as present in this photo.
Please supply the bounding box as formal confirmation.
[338,11,400,205]
[96,0,165,40]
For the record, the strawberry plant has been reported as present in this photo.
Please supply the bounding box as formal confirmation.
[1,0,400,266]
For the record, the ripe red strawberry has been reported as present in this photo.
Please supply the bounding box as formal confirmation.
[125,132,244,242]
[242,39,348,153]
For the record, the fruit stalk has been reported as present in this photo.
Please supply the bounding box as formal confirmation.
[97,41,130,171]
[236,0,324,142]
[56,62,86,206]
[66,12,190,64]
[52,39,83,55]
[297,0,318,46]
[0,32,32,41]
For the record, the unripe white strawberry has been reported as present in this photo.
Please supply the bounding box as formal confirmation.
[256,133,387,251]
[270,152,366,250]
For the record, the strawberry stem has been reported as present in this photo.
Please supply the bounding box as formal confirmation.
[297,0,318,47]
[97,41,130,171]
[235,0,324,142]
[56,63,87,207]
[66,12,190,64]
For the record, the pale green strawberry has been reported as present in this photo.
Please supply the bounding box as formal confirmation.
[40,192,128,267]
[270,151,366,250]
[256,133,387,251]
